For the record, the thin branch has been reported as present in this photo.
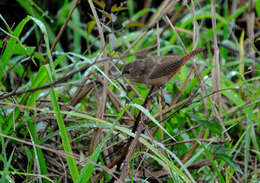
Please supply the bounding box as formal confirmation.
[43,0,80,64]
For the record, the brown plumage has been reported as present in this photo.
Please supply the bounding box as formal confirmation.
[122,47,205,86]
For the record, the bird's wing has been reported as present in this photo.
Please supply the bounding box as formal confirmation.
[149,55,183,79]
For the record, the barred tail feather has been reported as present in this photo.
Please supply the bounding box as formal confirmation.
[166,47,205,78]
[182,47,206,62]
[172,47,205,75]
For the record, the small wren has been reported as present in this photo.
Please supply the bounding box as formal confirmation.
[122,47,205,86]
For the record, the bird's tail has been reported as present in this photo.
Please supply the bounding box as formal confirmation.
[167,47,206,78]
[182,47,206,62]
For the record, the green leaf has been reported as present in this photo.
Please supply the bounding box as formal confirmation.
[0,16,31,80]
[111,4,128,12]
[217,154,243,174]
[87,20,96,34]
[201,144,225,183]
[222,87,245,106]
[255,0,260,17]
[124,22,147,28]
[93,0,105,9]
[46,65,79,182]
[189,114,222,135]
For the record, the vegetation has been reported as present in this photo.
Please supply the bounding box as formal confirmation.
[0,0,259,182]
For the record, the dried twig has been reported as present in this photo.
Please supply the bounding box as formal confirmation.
[43,0,80,64]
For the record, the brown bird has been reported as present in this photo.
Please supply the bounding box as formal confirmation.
[122,47,205,86]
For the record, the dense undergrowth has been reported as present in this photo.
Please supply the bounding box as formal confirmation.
[0,0,259,182]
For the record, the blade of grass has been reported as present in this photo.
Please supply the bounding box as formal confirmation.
[46,66,79,182]
[57,109,193,182]
[0,131,15,182]
[201,143,225,183]
[27,119,50,183]
[244,106,253,180]
[0,16,31,80]
[76,103,130,183]
[28,16,79,181]
[239,30,245,76]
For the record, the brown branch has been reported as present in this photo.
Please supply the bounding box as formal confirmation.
[0,58,110,100]
[117,87,154,181]
[43,0,80,64]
